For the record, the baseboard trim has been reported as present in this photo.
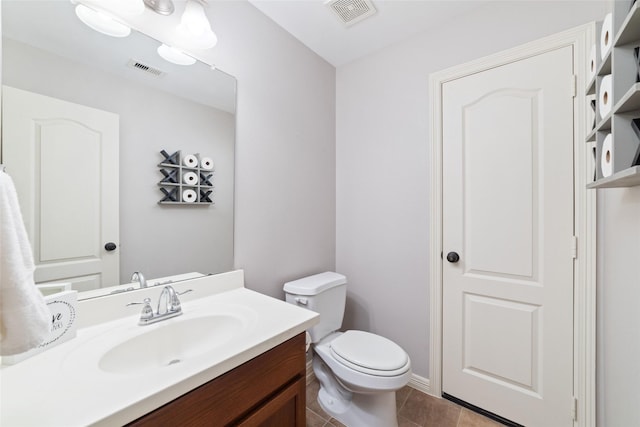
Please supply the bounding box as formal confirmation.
[408,374,431,395]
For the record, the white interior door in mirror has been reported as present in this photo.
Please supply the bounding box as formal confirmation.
[2,86,119,291]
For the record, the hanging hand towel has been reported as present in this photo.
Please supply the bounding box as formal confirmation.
[0,172,50,356]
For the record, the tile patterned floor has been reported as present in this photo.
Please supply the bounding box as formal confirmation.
[306,379,503,427]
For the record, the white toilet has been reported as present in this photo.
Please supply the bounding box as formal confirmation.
[284,272,411,427]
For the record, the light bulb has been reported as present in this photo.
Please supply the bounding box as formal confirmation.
[112,0,145,16]
[75,4,131,38]
[175,0,217,50]
[157,44,196,66]
[181,0,210,36]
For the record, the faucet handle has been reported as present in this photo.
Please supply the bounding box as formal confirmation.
[169,289,193,312]
[127,297,154,321]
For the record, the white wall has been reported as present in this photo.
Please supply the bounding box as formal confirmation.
[596,187,640,426]
[336,0,609,380]
[205,1,337,297]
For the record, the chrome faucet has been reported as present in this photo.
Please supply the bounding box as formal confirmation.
[131,271,147,288]
[127,285,192,325]
[157,285,181,315]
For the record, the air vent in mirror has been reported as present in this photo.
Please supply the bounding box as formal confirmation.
[127,59,166,78]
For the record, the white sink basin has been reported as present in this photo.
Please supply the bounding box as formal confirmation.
[99,314,245,375]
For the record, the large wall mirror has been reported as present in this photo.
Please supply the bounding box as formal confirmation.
[1,1,236,299]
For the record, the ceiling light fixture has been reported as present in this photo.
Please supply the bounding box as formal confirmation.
[175,0,217,50]
[73,0,219,68]
[74,3,131,38]
[143,0,175,16]
[157,44,197,66]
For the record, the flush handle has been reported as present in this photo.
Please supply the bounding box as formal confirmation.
[295,297,308,306]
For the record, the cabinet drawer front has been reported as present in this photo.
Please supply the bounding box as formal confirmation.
[237,377,305,427]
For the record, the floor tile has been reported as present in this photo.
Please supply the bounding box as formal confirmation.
[396,385,412,411]
[306,408,328,427]
[398,389,461,427]
[307,379,506,427]
[307,379,331,421]
[457,408,504,427]
[398,415,422,427]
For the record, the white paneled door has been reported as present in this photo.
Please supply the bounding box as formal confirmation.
[442,46,575,426]
[2,86,119,291]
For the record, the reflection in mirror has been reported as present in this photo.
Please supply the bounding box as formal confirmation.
[1,1,236,299]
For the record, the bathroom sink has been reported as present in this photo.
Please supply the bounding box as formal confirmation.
[99,314,245,375]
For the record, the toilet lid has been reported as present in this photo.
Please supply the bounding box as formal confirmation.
[330,331,409,375]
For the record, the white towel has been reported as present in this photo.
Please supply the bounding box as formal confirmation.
[0,172,50,356]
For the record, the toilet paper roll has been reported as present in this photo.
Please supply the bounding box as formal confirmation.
[601,133,613,178]
[598,74,612,119]
[183,154,198,168]
[182,189,197,203]
[182,171,199,185]
[201,157,214,170]
[588,44,597,81]
[600,13,613,60]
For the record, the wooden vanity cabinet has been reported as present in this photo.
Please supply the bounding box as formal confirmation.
[127,333,306,427]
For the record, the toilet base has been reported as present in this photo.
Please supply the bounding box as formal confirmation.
[313,357,399,427]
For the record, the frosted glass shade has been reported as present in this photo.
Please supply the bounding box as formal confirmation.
[176,0,217,50]
[75,4,131,38]
[157,44,196,66]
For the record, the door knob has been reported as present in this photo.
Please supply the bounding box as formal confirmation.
[104,242,117,251]
[446,252,460,263]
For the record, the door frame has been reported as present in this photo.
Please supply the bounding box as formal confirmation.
[428,24,596,427]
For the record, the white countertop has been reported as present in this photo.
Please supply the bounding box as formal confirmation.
[0,270,319,427]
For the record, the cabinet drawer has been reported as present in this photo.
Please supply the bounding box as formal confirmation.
[127,333,306,426]
[237,377,305,427]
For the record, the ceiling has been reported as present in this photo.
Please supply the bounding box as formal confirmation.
[247,0,492,67]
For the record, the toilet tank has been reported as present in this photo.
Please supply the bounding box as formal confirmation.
[283,272,347,343]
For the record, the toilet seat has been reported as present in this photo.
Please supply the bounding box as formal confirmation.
[330,330,410,377]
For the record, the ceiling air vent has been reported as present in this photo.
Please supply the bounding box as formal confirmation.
[127,59,166,78]
[326,0,377,27]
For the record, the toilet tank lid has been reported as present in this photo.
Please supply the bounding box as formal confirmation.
[283,272,346,295]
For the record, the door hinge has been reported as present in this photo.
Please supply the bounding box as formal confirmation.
[572,396,578,421]
[571,236,578,259]
[571,74,577,97]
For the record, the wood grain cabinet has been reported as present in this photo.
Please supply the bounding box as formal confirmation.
[127,333,306,427]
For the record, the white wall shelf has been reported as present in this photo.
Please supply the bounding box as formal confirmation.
[587,0,640,189]
[614,1,640,46]
[614,82,640,113]
[597,50,612,75]
[586,165,640,188]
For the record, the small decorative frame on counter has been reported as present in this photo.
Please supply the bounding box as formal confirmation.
[158,149,215,205]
